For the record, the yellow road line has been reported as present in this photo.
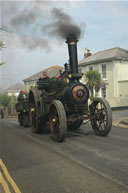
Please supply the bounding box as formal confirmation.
[113,121,128,129]
[0,172,11,193]
[0,159,22,193]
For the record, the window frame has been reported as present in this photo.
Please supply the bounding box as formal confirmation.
[101,63,107,80]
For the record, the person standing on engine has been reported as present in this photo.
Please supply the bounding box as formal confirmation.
[39,71,49,81]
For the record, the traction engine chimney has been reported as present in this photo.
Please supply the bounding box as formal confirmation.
[66,34,82,80]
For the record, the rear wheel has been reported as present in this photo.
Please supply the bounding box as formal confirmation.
[29,105,44,133]
[18,113,23,126]
[49,100,67,142]
[89,98,112,136]
[23,113,29,127]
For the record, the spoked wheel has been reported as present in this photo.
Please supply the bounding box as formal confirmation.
[29,104,42,133]
[23,113,29,128]
[49,100,67,142]
[89,98,112,136]
[18,113,23,126]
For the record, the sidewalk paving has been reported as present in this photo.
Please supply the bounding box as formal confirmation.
[113,117,128,128]
[120,119,128,125]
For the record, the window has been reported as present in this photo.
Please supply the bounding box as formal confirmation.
[101,64,107,79]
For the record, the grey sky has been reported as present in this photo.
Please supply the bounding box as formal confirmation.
[0,0,128,89]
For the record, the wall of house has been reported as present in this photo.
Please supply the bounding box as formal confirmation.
[79,60,128,107]
[80,61,114,98]
[108,60,128,107]
[117,81,128,106]
[80,66,86,83]
[101,60,128,107]
[101,61,114,98]
[80,64,100,83]
[104,60,118,107]
[118,60,128,81]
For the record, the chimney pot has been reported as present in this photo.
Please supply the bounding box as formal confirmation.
[84,48,92,58]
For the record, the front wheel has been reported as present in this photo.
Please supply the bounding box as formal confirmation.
[29,105,44,133]
[89,98,112,136]
[49,100,67,142]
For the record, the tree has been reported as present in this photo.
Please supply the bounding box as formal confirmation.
[8,94,17,115]
[0,41,5,50]
[0,40,5,66]
[0,93,11,107]
[84,70,102,98]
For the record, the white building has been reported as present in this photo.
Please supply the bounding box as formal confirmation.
[2,83,24,97]
[79,47,128,108]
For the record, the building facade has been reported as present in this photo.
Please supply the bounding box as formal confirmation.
[79,47,128,107]
[2,83,24,97]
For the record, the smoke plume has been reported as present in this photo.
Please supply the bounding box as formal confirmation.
[1,1,85,51]
[44,7,82,40]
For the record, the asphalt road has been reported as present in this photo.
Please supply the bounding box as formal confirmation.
[0,110,128,193]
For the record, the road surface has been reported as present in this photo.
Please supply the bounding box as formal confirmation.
[0,110,128,193]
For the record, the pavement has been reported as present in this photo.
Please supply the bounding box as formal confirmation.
[1,117,128,193]
[113,117,128,128]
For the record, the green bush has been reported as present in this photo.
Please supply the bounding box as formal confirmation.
[0,93,11,107]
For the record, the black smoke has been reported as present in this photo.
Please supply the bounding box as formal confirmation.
[1,1,85,51]
[44,7,82,40]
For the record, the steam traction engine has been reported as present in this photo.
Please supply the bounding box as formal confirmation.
[29,34,112,142]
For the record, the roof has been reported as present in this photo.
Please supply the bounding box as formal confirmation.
[3,83,24,92]
[23,65,63,82]
[79,47,128,66]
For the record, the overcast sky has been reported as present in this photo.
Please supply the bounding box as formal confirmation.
[0,0,128,89]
